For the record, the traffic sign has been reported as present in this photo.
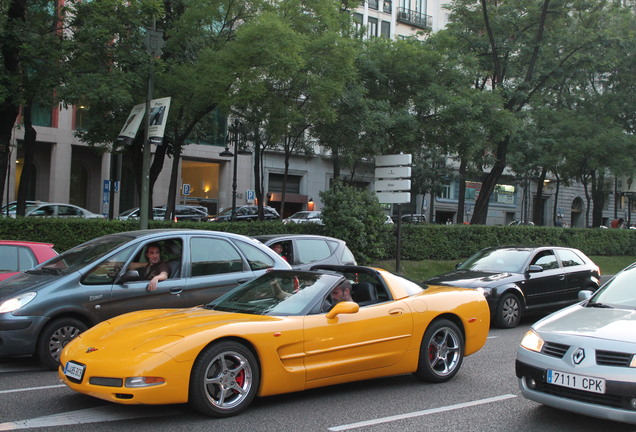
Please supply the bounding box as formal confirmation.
[375,154,412,167]
[375,166,411,179]
[375,179,411,192]
[182,184,191,196]
[376,192,411,204]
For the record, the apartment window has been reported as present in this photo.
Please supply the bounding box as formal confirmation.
[367,17,378,38]
[440,180,454,200]
[352,13,363,33]
[380,21,391,38]
[32,102,53,127]
[269,173,301,194]
[368,0,379,9]
[74,104,90,131]
[383,0,392,13]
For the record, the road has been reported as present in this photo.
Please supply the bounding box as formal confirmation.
[1,316,633,432]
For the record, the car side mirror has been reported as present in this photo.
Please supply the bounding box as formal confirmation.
[118,270,142,284]
[578,290,593,301]
[527,265,543,273]
[326,301,359,319]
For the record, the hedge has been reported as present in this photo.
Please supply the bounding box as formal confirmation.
[0,218,633,261]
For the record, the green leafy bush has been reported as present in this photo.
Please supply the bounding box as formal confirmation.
[319,182,390,264]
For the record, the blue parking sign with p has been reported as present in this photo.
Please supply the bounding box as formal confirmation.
[182,184,191,196]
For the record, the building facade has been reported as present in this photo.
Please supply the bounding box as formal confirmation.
[5,0,635,227]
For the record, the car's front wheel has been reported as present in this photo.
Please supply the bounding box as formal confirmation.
[495,293,522,328]
[414,319,464,383]
[37,318,87,370]
[189,341,260,417]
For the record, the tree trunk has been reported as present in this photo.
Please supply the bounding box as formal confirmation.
[533,167,547,225]
[456,156,467,224]
[470,137,510,224]
[590,171,606,228]
[165,145,181,220]
[17,104,36,216]
[0,0,27,210]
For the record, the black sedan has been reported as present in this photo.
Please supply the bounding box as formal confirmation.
[424,246,601,328]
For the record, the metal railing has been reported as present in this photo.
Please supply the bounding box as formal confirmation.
[396,7,432,30]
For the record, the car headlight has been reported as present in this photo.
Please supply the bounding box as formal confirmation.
[520,329,544,353]
[0,292,37,313]
[630,356,636,368]
[476,287,492,298]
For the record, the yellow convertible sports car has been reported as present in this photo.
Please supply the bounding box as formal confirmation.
[59,265,490,417]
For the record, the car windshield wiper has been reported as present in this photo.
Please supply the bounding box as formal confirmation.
[587,301,612,309]
[26,267,62,276]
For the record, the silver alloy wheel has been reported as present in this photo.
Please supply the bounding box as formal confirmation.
[203,350,254,410]
[501,295,520,327]
[49,324,83,362]
[427,326,461,377]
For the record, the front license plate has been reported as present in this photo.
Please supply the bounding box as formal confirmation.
[64,361,86,382]
[547,369,605,394]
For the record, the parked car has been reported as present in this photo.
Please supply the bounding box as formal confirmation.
[516,262,636,424]
[59,265,490,417]
[400,213,427,223]
[160,204,208,222]
[0,240,58,281]
[21,203,105,219]
[208,205,280,222]
[424,246,601,328]
[508,220,535,226]
[118,207,166,221]
[0,200,47,217]
[0,229,290,369]
[255,234,357,270]
[282,210,322,224]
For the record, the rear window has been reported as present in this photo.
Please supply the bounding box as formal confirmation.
[556,249,586,267]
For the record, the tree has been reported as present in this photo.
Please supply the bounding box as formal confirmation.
[444,0,629,224]
[1,0,70,213]
[222,0,357,219]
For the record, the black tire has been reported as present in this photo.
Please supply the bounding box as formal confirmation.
[495,293,522,328]
[37,318,87,370]
[189,341,260,418]
[414,319,464,383]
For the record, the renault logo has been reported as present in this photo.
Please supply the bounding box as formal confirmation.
[572,348,585,365]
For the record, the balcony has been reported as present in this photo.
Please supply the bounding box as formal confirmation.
[396,7,432,30]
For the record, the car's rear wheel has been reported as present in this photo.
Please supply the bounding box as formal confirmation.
[495,293,522,328]
[37,318,87,370]
[414,319,464,383]
[189,341,260,417]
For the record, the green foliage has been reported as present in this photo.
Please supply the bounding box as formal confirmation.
[0,219,631,266]
[319,182,389,264]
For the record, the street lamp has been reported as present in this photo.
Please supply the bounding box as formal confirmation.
[220,119,252,221]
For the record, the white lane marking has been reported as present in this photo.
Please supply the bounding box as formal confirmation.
[328,394,517,431]
[0,385,66,395]
[0,405,178,430]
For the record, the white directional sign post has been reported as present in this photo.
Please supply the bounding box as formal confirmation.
[374,154,412,273]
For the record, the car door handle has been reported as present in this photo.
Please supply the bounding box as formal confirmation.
[559,275,566,280]
[169,287,183,294]
[389,309,404,316]
[236,279,249,284]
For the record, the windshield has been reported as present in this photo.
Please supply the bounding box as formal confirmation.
[37,234,133,275]
[588,265,636,309]
[457,248,532,273]
[207,271,342,316]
